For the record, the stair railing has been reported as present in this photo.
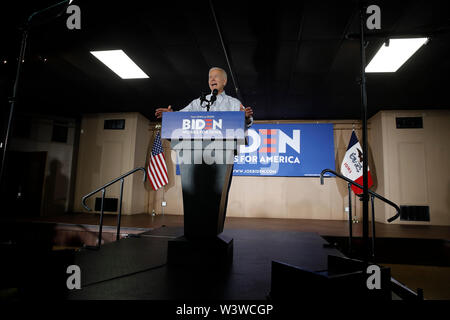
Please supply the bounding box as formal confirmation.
[320,169,400,257]
[81,167,147,249]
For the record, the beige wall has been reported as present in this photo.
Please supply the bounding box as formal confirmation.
[73,112,151,215]
[149,120,365,222]
[73,110,449,225]
[131,113,153,213]
[369,110,450,226]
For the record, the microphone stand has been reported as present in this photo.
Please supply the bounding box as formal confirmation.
[0,0,69,192]
[200,91,218,112]
[199,92,209,111]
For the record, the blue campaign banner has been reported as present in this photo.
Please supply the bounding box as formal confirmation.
[232,124,335,177]
[161,111,245,140]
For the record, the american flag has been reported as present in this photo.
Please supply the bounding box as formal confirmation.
[147,132,168,191]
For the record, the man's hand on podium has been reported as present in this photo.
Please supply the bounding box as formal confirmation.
[155,105,173,119]
[240,104,254,123]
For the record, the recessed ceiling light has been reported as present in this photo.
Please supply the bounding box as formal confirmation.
[365,38,428,73]
[90,49,149,79]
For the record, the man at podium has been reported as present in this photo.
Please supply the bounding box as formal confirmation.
[155,67,253,127]
[155,67,248,264]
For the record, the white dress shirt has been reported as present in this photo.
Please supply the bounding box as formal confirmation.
[180,90,253,127]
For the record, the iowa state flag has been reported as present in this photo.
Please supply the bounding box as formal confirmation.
[340,130,373,195]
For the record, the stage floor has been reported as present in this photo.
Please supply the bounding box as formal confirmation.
[67,227,344,300]
[6,212,450,240]
[2,214,449,300]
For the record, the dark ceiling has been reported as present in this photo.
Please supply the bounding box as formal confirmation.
[1,0,449,123]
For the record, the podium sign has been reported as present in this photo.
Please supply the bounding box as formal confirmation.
[161,111,245,140]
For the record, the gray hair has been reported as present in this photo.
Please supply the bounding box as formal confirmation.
[209,67,227,80]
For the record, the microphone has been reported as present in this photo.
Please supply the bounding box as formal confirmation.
[206,89,219,112]
[201,89,219,112]
[210,89,218,103]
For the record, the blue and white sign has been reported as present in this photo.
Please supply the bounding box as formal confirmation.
[232,124,335,177]
[161,111,245,140]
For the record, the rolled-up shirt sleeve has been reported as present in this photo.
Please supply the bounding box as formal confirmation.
[235,99,253,128]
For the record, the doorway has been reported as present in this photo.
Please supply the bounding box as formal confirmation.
[3,151,47,217]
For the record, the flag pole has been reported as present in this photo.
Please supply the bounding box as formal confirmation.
[157,124,165,217]
[150,123,167,217]
[162,186,165,217]
[150,125,159,216]
[159,123,165,217]
[156,124,161,217]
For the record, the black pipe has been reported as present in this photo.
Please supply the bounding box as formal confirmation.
[347,183,353,255]
[116,178,124,241]
[371,194,376,258]
[0,29,28,192]
[0,0,70,197]
[209,0,243,102]
[98,188,105,248]
[359,2,370,265]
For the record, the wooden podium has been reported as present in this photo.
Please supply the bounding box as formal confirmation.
[161,111,246,266]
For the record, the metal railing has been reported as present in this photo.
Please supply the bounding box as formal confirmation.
[391,277,424,300]
[320,169,401,257]
[81,167,147,249]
